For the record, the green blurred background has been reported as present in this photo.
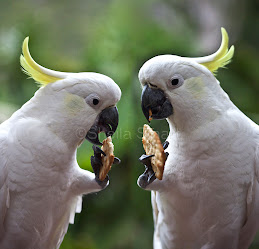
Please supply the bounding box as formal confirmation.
[0,0,258,248]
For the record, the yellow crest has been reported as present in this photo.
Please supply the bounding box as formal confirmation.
[194,28,234,74]
[20,37,67,86]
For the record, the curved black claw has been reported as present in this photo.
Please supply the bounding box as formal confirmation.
[163,141,169,150]
[93,145,106,157]
[91,145,109,188]
[138,170,156,189]
[139,154,154,166]
[138,154,156,188]
[163,141,169,161]
[113,157,121,165]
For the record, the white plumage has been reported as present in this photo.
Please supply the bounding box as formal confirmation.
[0,38,121,249]
[138,29,259,249]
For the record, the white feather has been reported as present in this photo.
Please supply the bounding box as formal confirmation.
[0,70,121,248]
[139,53,259,249]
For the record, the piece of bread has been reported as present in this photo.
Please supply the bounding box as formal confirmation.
[142,124,166,180]
[99,136,115,181]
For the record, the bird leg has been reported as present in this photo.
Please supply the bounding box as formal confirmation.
[91,145,109,188]
[91,145,121,188]
[138,154,156,188]
[138,141,169,189]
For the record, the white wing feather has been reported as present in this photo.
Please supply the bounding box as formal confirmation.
[0,130,9,241]
[152,191,163,249]
[238,124,259,249]
[0,118,86,249]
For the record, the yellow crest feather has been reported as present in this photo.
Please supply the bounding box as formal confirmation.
[20,37,63,86]
[199,28,235,74]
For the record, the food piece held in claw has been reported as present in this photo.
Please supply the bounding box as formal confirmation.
[142,124,166,180]
[148,109,153,122]
[99,136,115,181]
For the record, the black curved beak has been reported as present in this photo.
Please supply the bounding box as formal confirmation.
[85,106,119,145]
[141,85,173,122]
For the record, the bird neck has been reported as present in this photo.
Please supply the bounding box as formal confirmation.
[11,89,84,151]
[167,92,235,134]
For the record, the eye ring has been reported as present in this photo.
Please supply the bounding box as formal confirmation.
[168,74,184,89]
[85,94,101,108]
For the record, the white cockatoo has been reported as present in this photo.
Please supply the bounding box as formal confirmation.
[0,37,121,249]
[138,28,259,249]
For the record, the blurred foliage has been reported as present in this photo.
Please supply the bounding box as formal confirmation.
[0,0,258,248]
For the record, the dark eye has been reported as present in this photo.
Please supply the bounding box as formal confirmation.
[168,74,184,89]
[93,98,99,105]
[171,78,179,86]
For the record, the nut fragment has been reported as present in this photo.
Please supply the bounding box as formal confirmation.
[99,136,114,181]
[148,109,153,121]
[142,124,166,180]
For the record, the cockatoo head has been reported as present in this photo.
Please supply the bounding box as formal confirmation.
[20,38,121,148]
[139,28,234,132]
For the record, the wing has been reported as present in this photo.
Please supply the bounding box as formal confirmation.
[0,132,9,241]
[152,191,162,249]
[254,123,259,183]
[238,123,259,249]
[55,196,83,249]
